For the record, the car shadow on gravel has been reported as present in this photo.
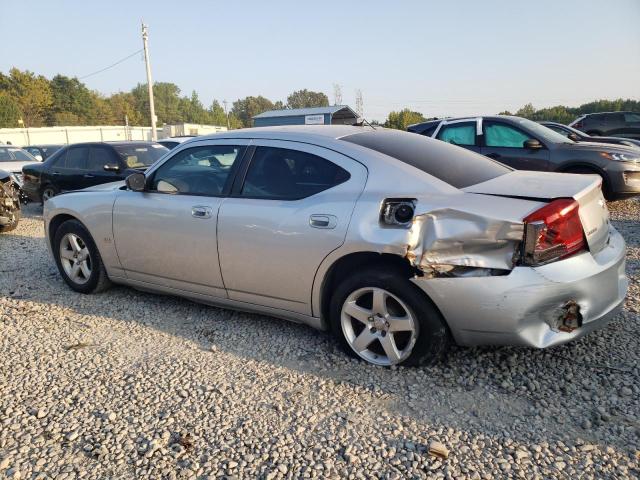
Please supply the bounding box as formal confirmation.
[6,202,639,453]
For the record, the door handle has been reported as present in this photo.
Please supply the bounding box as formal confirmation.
[309,214,337,229]
[52,171,60,175]
[83,174,95,178]
[191,206,212,219]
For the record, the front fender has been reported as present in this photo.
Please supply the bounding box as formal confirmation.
[44,191,124,278]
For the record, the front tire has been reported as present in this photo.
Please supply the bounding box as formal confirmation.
[53,220,111,294]
[330,267,450,367]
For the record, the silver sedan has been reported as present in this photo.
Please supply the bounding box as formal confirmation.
[44,126,628,367]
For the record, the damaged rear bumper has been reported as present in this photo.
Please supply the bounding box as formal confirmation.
[411,227,627,348]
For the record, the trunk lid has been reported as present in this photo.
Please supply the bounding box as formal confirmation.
[463,170,610,254]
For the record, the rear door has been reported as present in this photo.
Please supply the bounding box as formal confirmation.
[85,145,125,187]
[604,113,626,137]
[217,140,367,315]
[481,120,551,171]
[52,145,88,192]
[434,120,481,153]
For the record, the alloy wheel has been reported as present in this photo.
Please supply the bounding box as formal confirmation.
[42,188,55,202]
[341,287,418,366]
[59,233,92,285]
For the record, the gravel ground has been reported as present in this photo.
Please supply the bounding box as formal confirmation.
[1,200,639,479]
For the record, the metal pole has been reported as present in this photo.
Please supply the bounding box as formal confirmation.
[142,21,157,141]
[223,100,230,130]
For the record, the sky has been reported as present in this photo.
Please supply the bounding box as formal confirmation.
[1,0,639,122]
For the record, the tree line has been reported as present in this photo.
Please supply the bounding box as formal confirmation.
[0,68,330,129]
[383,99,640,130]
[1,67,638,130]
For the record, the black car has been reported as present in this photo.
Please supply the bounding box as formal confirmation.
[540,121,640,149]
[23,144,63,161]
[569,112,640,139]
[22,141,169,203]
[408,115,640,199]
[0,169,20,232]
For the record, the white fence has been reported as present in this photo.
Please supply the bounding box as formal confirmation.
[0,126,160,146]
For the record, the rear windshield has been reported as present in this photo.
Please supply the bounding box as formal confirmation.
[0,147,37,162]
[113,143,169,168]
[341,129,510,188]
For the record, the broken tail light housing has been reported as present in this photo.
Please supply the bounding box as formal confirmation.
[522,199,586,266]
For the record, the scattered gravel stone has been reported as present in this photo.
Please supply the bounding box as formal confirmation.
[0,201,639,479]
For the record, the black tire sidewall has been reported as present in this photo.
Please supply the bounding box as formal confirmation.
[329,268,450,367]
[41,184,58,202]
[53,220,104,294]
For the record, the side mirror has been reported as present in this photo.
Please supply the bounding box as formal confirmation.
[104,163,120,172]
[125,172,146,192]
[524,139,543,150]
[568,133,580,141]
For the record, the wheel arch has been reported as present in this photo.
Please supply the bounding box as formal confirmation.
[557,161,611,195]
[316,251,420,326]
[48,213,79,250]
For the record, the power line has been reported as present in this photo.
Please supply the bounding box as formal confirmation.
[78,49,143,80]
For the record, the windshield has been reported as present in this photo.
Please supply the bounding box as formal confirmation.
[342,129,510,189]
[0,147,38,162]
[512,118,573,144]
[113,143,169,168]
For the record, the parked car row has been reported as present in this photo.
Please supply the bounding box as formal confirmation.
[21,141,169,203]
[408,115,640,200]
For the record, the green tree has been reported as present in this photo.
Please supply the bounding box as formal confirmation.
[515,103,536,119]
[0,68,52,127]
[286,89,329,109]
[106,92,143,126]
[0,93,22,127]
[384,109,426,130]
[231,96,276,127]
[48,75,95,124]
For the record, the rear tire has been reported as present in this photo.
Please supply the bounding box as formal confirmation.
[53,219,111,294]
[41,184,59,203]
[330,267,450,367]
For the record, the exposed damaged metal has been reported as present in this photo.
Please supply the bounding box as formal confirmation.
[405,208,524,272]
[550,300,583,333]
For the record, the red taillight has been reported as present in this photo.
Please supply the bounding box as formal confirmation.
[522,199,586,266]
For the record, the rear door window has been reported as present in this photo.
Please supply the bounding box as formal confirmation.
[341,129,510,189]
[241,147,350,200]
[436,122,477,146]
[624,113,640,123]
[65,147,88,169]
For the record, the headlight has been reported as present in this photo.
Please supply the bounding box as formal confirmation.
[599,152,639,162]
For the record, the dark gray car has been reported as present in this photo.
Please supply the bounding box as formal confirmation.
[409,115,640,200]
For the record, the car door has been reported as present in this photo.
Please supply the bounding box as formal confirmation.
[51,145,89,191]
[480,120,551,171]
[112,140,249,297]
[85,145,126,187]
[434,120,481,153]
[217,140,368,315]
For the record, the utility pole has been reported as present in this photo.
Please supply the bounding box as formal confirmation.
[333,84,342,106]
[141,21,157,141]
[355,89,363,119]
[223,100,230,130]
